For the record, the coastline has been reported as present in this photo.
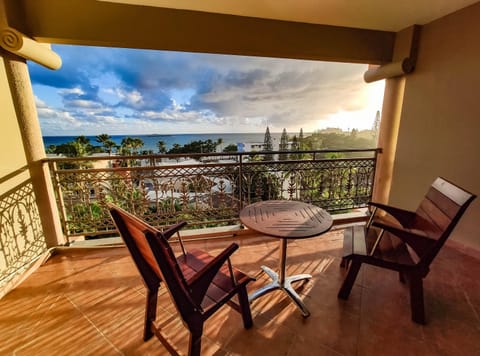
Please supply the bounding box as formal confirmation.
[43,132,286,152]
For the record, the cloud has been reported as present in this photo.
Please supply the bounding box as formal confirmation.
[30,45,381,135]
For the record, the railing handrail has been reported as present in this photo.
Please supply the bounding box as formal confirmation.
[42,147,381,163]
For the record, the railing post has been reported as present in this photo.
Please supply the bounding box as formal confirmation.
[49,160,70,244]
[238,153,243,210]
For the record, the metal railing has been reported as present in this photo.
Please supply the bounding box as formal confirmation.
[1,168,48,287]
[45,149,380,242]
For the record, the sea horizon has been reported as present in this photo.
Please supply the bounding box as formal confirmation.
[43,132,289,152]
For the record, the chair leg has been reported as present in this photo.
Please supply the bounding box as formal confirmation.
[338,260,362,299]
[340,257,351,269]
[237,285,253,329]
[188,324,203,356]
[144,287,158,341]
[409,274,426,324]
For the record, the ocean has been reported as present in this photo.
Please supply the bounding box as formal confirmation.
[43,132,285,152]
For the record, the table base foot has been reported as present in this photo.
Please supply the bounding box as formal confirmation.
[249,265,311,317]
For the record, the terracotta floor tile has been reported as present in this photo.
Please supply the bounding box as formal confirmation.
[1,230,480,355]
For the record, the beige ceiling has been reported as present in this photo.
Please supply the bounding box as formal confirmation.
[99,0,479,31]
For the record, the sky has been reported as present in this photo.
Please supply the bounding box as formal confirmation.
[29,45,385,136]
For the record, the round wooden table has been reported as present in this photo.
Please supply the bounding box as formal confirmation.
[240,200,333,317]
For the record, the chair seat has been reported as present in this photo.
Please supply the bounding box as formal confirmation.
[342,226,416,267]
[178,249,253,310]
[372,232,416,266]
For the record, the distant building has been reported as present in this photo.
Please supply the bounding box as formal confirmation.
[236,142,265,152]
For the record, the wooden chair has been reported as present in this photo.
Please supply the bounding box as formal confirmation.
[108,204,254,355]
[339,177,476,324]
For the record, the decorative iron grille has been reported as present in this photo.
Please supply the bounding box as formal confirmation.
[0,179,48,287]
[46,149,380,242]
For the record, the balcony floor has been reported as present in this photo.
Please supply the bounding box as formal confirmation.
[1,229,480,355]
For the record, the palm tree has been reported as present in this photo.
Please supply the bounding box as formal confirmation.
[104,140,117,155]
[120,137,134,155]
[96,133,114,154]
[71,136,91,157]
[46,145,57,154]
[96,133,110,145]
[76,135,90,145]
[131,138,144,154]
[157,140,167,154]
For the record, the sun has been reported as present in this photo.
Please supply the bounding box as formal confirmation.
[319,80,385,131]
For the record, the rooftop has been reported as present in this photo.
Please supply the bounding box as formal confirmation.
[1,229,479,355]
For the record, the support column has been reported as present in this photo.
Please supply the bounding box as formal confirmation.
[372,76,406,204]
[3,51,64,247]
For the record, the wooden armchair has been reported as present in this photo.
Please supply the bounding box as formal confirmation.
[108,204,254,355]
[339,177,476,324]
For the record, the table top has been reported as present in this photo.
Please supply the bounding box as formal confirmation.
[239,200,333,239]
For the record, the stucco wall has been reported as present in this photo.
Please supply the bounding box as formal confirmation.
[0,53,28,183]
[390,3,480,251]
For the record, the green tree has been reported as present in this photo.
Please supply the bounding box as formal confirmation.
[223,144,238,152]
[263,126,273,151]
[46,145,57,154]
[279,128,289,160]
[290,135,299,160]
[167,139,219,154]
[262,126,273,161]
[51,136,94,168]
[68,136,92,157]
[298,128,305,159]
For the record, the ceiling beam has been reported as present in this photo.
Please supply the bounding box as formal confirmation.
[9,0,394,64]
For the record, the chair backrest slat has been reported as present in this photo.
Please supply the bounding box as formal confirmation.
[425,186,462,220]
[109,205,197,319]
[109,208,161,290]
[416,198,451,234]
[413,177,475,267]
[431,177,474,206]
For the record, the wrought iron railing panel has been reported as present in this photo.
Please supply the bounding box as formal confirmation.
[0,178,48,287]
[46,149,379,242]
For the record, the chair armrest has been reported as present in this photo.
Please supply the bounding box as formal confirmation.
[372,220,436,260]
[368,201,417,227]
[186,243,239,305]
[162,221,188,240]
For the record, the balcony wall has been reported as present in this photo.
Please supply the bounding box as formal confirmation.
[390,2,480,253]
